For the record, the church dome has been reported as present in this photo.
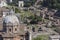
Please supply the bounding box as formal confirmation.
[4,15,19,25]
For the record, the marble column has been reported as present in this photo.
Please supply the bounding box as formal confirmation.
[23,36,25,40]
[29,32,32,40]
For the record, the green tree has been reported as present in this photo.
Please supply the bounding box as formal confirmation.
[15,8,21,13]
[43,0,60,9]
[26,15,42,24]
[24,0,36,7]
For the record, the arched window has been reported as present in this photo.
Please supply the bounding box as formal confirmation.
[9,28,11,32]
[15,28,17,31]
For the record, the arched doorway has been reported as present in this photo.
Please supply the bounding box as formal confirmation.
[0,35,3,40]
[25,31,29,40]
[32,27,35,32]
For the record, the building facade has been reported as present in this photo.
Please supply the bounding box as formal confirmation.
[0,9,31,40]
[49,35,60,40]
[0,0,7,7]
[18,1,24,7]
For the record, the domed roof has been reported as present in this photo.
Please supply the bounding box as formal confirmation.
[4,15,19,24]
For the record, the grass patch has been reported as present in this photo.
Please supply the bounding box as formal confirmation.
[15,8,21,13]
[32,35,49,40]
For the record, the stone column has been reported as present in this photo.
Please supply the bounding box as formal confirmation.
[57,19,59,24]
[23,36,25,40]
[49,15,51,20]
[49,12,51,20]
[3,38,5,40]
[42,12,45,22]
[29,32,32,40]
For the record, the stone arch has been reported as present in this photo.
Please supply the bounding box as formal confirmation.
[0,35,3,40]
[25,31,30,40]
[32,27,35,32]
